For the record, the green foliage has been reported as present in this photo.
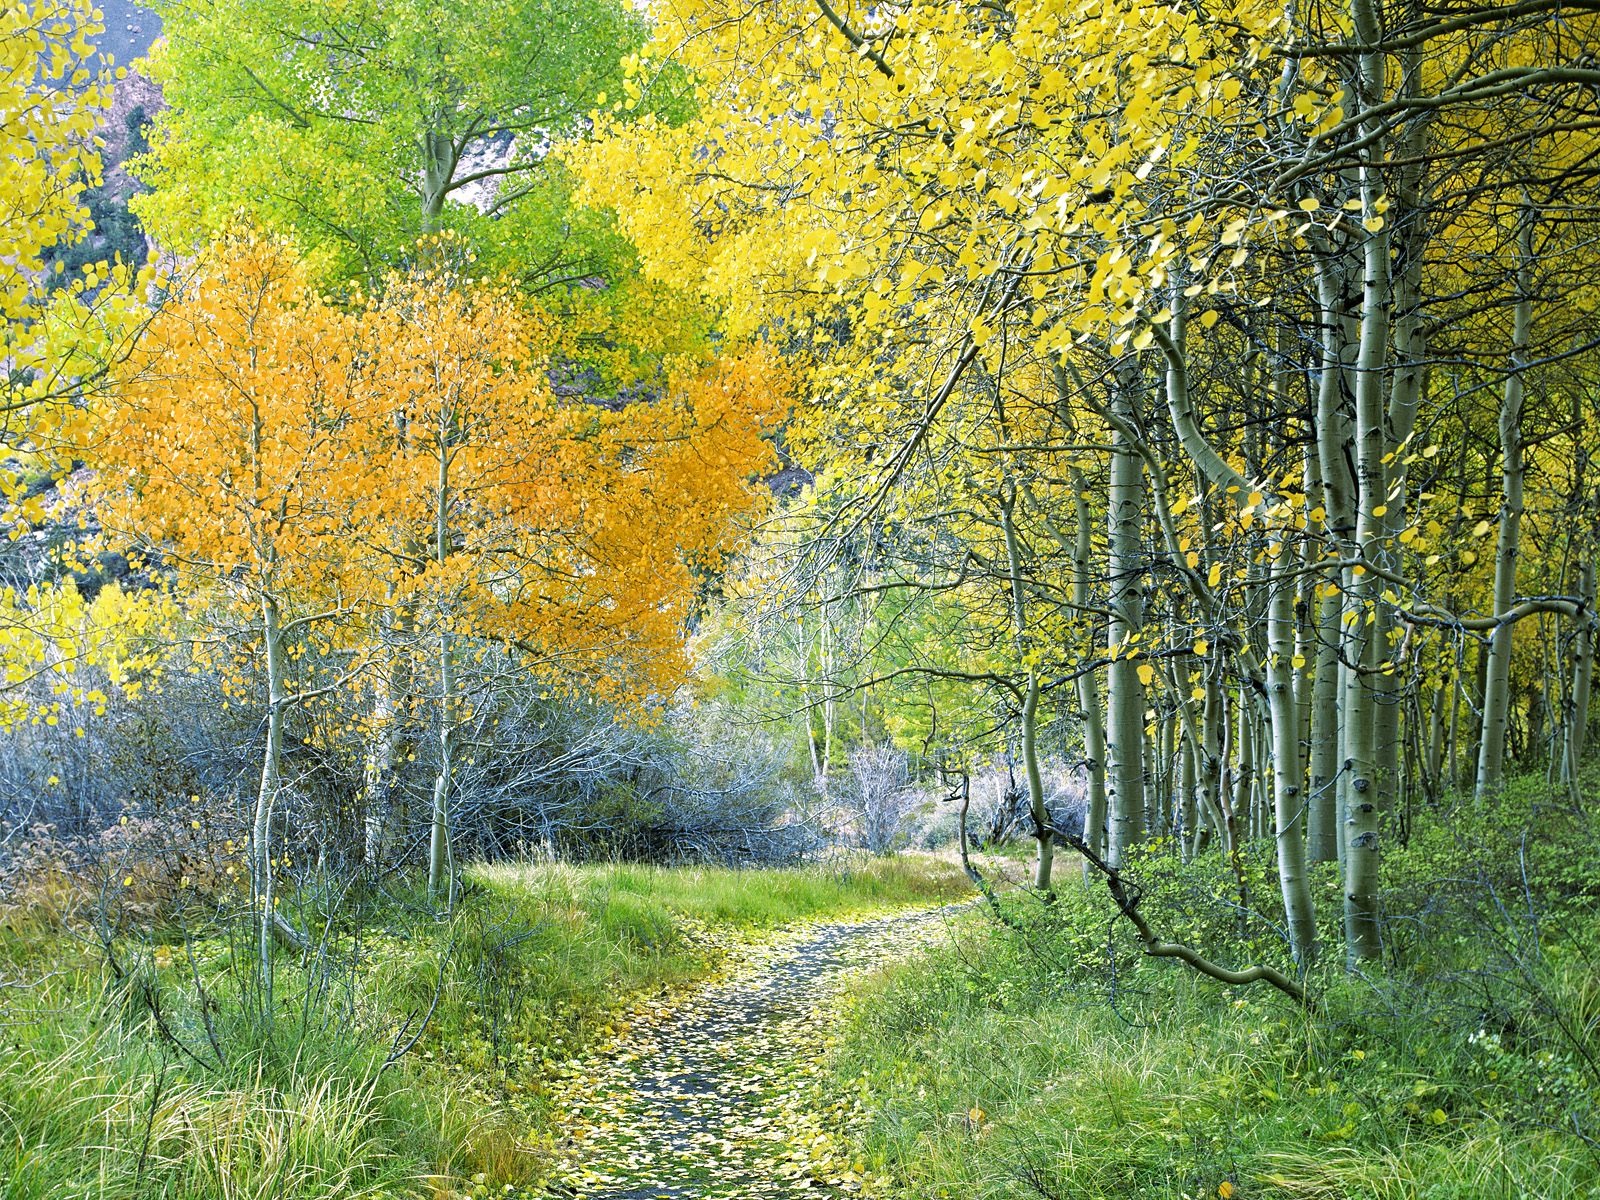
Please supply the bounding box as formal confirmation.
[135,0,642,285]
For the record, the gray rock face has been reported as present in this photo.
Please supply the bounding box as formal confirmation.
[90,0,163,70]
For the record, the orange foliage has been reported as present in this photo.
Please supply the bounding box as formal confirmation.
[98,235,787,709]
[366,254,787,702]
[102,237,386,612]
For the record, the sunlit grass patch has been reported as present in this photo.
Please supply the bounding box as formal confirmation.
[471,851,971,930]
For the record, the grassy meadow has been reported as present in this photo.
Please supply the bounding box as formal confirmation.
[0,854,970,1200]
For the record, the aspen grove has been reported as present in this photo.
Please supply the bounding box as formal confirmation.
[6,0,1600,1195]
[573,0,1600,972]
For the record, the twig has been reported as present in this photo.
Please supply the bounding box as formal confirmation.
[383,936,454,1071]
[132,1054,168,1197]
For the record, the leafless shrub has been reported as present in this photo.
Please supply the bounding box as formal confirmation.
[845,744,924,855]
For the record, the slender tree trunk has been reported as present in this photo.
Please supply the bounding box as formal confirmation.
[821,604,835,787]
[420,129,454,234]
[1193,670,1225,857]
[1373,113,1429,832]
[1313,251,1360,881]
[1568,559,1598,785]
[1022,674,1052,888]
[1106,377,1146,868]
[428,628,455,904]
[1269,556,1318,964]
[1179,736,1197,854]
[1340,0,1392,964]
[1447,654,1464,793]
[1308,585,1343,862]
[1476,210,1535,800]
[363,593,407,869]
[1071,469,1109,876]
[428,423,456,905]
[1425,681,1447,801]
[1233,692,1256,840]
[253,593,288,1020]
[804,691,825,783]
[1000,483,1053,889]
[1294,450,1318,803]
[1156,711,1175,838]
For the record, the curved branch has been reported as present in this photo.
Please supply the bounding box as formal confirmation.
[1058,827,1312,1006]
[813,0,896,80]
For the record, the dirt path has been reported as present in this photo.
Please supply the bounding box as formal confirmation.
[539,907,957,1199]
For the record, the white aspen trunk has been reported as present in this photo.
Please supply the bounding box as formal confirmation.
[1000,482,1053,890]
[1179,736,1197,855]
[420,129,454,234]
[1023,674,1052,889]
[821,602,835,787]
[1568,559,1598,784]
[804,690,825,782]
[1169,654,1226,859]
[1340,0,1391,963]
[1294,444,1318,799]
[1475,211,1535,800]
[364,672,396,868]
[1373,119,1429,832]
[1156,711,1176,838]
[428,627,455,904]
[253,593,288,1020]
[1072,470,1109,876]
[1308,585,1343,862]
[1311,256,1359,877]
[1425,681,1447,801]
[1233,691,1256,840]
[363,592,406,870]
[1105,378,1146,869]
[1269,554,1318,964]
[1448,660,1465,793]
[1193,670,1226,857]
[428,414,456,905]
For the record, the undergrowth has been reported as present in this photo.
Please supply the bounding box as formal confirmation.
[0,853,968,1200]
[823,777,1600,1199]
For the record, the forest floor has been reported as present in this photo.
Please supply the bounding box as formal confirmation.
[536,905,963,1199]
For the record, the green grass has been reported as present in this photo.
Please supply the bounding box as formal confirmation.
[0,852,969,1200]
[0,964,462,1200]
[473,853,970,929]
[826,925,1600,1199]
[818,795,1600,1200]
